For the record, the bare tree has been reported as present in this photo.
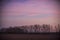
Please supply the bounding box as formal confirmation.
[41,24,50,32]
[34,24,39,32]
[58,24,60,32]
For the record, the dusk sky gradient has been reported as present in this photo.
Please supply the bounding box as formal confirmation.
[1,0,59,28]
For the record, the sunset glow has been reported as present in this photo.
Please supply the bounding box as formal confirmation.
[1,0,59,28]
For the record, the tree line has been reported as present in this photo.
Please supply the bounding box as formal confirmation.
[0,24,60,33]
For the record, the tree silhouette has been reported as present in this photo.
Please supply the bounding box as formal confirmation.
[0,26,25,33]
[34,24,39,32]
[41,24,50,32]
[58,24,60,32]
[0,24,60,33]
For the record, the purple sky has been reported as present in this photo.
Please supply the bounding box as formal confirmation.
[1,0,59,28]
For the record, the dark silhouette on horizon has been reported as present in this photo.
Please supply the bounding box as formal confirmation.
[0,24,60,34]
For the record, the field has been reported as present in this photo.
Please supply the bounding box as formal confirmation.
[0,33,60,40]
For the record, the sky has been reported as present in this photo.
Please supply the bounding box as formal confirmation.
[1,0,59,28]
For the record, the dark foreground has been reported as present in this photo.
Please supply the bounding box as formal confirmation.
[0,33,60,40]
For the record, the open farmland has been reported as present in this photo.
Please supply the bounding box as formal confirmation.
[0,33,60,40]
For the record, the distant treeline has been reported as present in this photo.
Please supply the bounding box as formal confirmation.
[0,24,60,33]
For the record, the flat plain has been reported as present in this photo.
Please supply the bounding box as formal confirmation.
[0,33,60,40]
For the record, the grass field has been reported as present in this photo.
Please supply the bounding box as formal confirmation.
[0,33,60,40]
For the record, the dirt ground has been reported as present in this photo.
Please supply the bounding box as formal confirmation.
[0,33,60,40]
